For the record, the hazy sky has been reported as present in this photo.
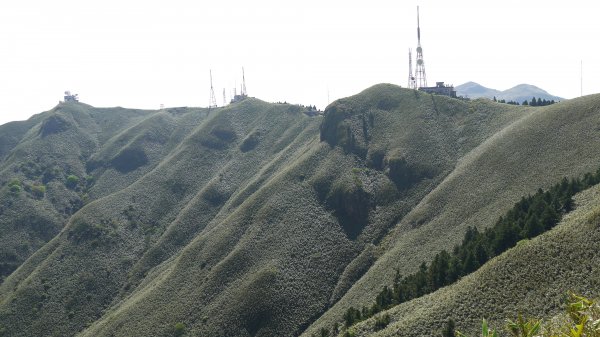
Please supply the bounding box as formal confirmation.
[1,0,598,125]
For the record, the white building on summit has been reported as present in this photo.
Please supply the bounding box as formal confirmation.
[63,91,79,102]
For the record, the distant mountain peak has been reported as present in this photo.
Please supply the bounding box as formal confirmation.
[456,82,563,102]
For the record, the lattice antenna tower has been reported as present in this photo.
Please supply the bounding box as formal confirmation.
[415,6,427,88]
[223,88,227,106]
[408,49,416,89]
[241,67,247,96]
[209,70,217,108]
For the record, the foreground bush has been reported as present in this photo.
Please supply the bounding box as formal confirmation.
[456,293,600,337]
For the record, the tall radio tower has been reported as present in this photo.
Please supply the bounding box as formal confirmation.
[415,6,427,88]
[241,67,247,97]
[209,70,217,109]
[408,49,416,89]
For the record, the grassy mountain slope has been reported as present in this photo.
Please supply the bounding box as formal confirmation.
[1,85,599,337]
[0,85,528,337]
[0,98,324,336]
[303,94,600,336]
[74,86,529,337]
[0,103,157,281]
[346,181,600,336]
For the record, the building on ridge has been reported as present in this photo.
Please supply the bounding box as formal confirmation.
[63,91,79,102]
[418,82,457,98]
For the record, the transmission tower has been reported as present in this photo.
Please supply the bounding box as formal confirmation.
[408,49,416,89]
[241,67,247,97]
[415,6,427,88]
[223,88,226,106]
[209,70,217,108]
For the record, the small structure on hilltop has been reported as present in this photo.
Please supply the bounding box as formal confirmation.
[419,82,457,98]
[407,7,456,98]
[231,67,248,103]
[63,91,79,102]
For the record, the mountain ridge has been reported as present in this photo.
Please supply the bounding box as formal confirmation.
[456,81,564,103]
[0,86,599,337]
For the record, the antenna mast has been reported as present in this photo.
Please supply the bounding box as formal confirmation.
[209,70,217,108]
[408,49,416,89]
[223,88,227,106]
[241,67,247,96]
[415,6,427,88]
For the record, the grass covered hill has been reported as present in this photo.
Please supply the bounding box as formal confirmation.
[342,181,600,337]
[302,93,600,336]
[0,85,599,337]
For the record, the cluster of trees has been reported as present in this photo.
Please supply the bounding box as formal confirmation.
[522,97,556,106]
[493,97,521,105]
[342,168,600,330]
[6,178,45,199]
[492,96,557,106]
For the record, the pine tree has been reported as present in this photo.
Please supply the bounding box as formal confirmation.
[530,97,537,106]
[524,213,543,237]
[442,319,456,337]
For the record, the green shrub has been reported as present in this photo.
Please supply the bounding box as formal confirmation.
[442,319,456,337]
[374,314,391,331]
[8,178,21,187]
[66,175,80,189]
[455,293,599,337]
[343,328,356,337]
[174,322,185,336]
[9,184,21,194]
[41,165,61,183]
[30,184,46,198]
[8,178,22,193]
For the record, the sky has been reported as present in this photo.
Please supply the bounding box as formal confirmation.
[0,0,599,125]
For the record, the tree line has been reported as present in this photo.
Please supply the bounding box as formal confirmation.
[493,96,557,106]
[340,168,600,333]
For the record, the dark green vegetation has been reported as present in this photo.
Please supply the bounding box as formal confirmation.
[521,97,556,106]
[342,171,600,329]
[330,179,600,337]
[455,293,600,337]
[493,96,556,106]
[1,85,600,337]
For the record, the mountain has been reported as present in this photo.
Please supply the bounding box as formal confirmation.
[456,81,564,103]
[0,85,600,337]
[454,81,501,99]
[499,83,564,104]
